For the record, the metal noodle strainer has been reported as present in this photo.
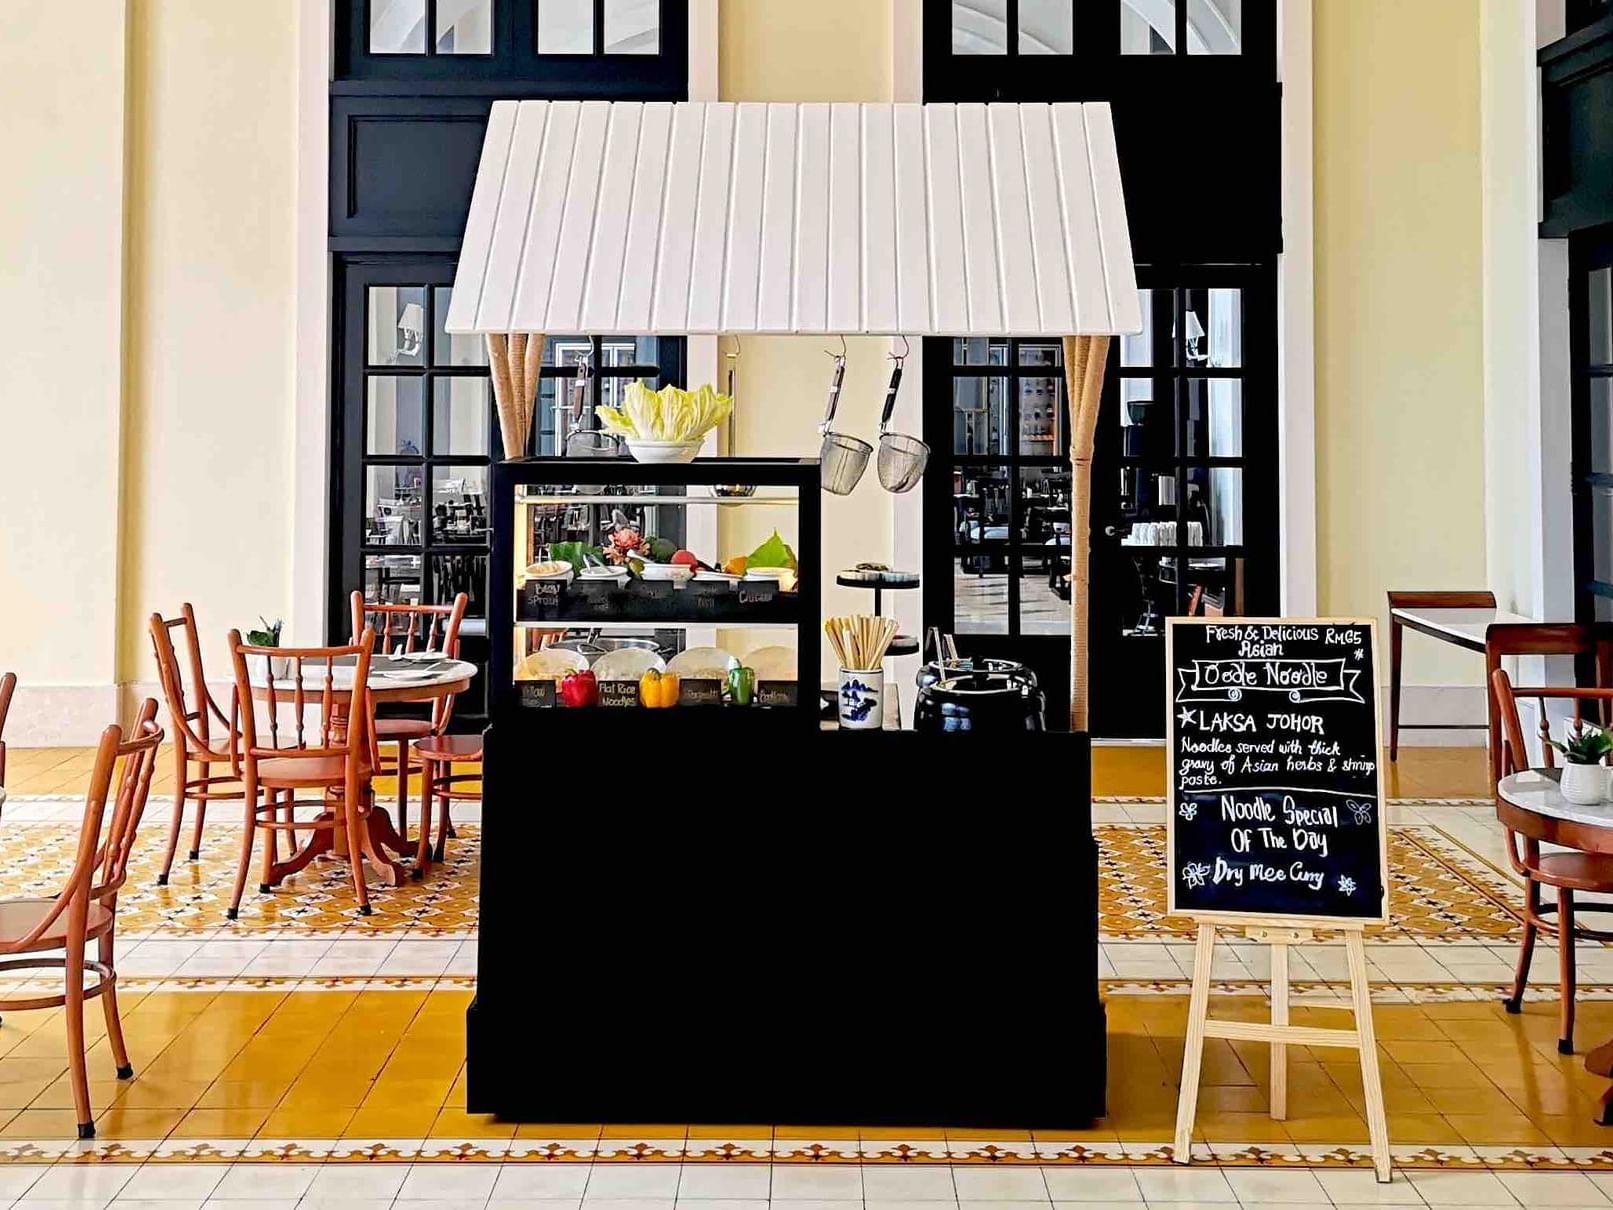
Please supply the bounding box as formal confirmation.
[875,338,928,493]
[817,339,872,495]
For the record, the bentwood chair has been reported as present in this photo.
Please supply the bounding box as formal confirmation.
[412,733,482,874]
[349,591,468,846]
[1484,624,1613,786]
[0,700,162,1138]
[0,674,15,796]
[226,628,378,918]
[1492,668,1613,1053]
[148,606,244,884]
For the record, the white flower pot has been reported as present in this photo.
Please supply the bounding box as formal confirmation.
[627,439,703,464]
[1560,761,1606,806]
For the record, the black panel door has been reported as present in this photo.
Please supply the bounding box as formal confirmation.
[1572,226,1613,631]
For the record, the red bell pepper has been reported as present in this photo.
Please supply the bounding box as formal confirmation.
[560,669,598,707]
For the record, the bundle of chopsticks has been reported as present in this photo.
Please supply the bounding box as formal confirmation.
[825,614,900,671]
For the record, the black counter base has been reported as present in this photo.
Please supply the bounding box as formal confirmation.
[469,727,1105,1129]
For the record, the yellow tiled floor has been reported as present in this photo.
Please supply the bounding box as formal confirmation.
[0,987,1606,1150]
[0,741,1566,1164]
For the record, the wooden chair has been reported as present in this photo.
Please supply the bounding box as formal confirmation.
[349,591,468,848]
[148,606,245,884]
[1492,668,1613,1053]
[0,671,15,789]
[1485,623,1613,785]
[413,733,482,874]
[226,628,378,918]
[0,700,162,1138]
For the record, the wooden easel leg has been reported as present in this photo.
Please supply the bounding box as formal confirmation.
[1345,930,1392,1183]
[1270,941,1289,1121]
[1172,922,1216,1164]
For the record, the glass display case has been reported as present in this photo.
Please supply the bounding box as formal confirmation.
[488,457,820,730]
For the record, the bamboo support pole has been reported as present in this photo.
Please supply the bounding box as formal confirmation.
[1063,333,1111,735]
[486,332,546,458]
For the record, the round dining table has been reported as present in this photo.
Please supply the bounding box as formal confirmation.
[250,655,475,887]
[1497,769,1613,1124]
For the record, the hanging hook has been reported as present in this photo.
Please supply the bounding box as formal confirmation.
[889,334,911,365]
[724,335,741,362]
[825,334,848,362]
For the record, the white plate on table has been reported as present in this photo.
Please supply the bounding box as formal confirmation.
[376,667,442,682]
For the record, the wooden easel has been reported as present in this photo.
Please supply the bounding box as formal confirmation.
[1172,918,1391,1182]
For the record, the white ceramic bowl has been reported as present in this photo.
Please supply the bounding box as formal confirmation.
[592,647,666,680]
[627,438,703,464]
[640,562,694,583]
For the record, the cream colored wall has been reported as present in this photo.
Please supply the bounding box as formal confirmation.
[1314,0,1488,687]
[118,0,298,688]
[718,0,897,678]
[0,0,1505,738]
[0,2,129,737]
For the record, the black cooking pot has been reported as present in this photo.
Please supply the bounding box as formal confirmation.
[914,671,1046,735]
[914,654,1039,694]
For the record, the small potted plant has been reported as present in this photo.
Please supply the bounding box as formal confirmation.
[245,617,286,681]
[1548,720,1613,805]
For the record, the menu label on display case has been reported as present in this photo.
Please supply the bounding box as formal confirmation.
[757,681,797,709]
[518,680,556,709]
[1165,619,1388,925]
[598,680,641,709]
[678,679,724,707]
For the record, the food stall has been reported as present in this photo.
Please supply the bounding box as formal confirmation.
[445,99,1139,1127]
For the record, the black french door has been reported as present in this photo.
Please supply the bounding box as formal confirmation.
[921,265,1278,739]
[1571,226,1613,630]
[1088,263,1279,738]
[331,256,682,725]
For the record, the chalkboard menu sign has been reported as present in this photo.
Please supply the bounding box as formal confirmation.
[1166,619,1388,925]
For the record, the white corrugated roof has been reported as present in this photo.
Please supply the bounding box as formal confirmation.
[445,100,1140,337]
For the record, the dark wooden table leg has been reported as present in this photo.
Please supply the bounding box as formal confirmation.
[1486,643,1503,790]
[1389,616,1403,762]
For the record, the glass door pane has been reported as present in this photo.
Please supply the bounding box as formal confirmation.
[1019,0,1073,54]
[604,0,659,53]
[953,0,1010,53]
[1187,0,1242,54]
[1121,0,1176,54]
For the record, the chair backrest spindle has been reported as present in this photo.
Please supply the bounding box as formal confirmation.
[227,629,376,778]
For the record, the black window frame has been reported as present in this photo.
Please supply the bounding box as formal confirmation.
[1570,225,1613,631]
[332,254,685,644]
[924,338,1077,639]
[1568,0,1613,37]
[337,0,689,96]
[925,0,1275,100]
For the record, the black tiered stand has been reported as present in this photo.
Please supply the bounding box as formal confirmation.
[833,572,921,657]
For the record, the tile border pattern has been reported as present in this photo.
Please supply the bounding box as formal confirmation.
[12,1137,1613,1172]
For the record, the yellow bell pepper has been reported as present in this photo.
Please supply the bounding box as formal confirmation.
[639,669,681,708]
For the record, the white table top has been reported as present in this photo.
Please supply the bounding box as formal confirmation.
[1390,606,1533,646]
[251,656,475,694]
[1498,769,1613,829]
